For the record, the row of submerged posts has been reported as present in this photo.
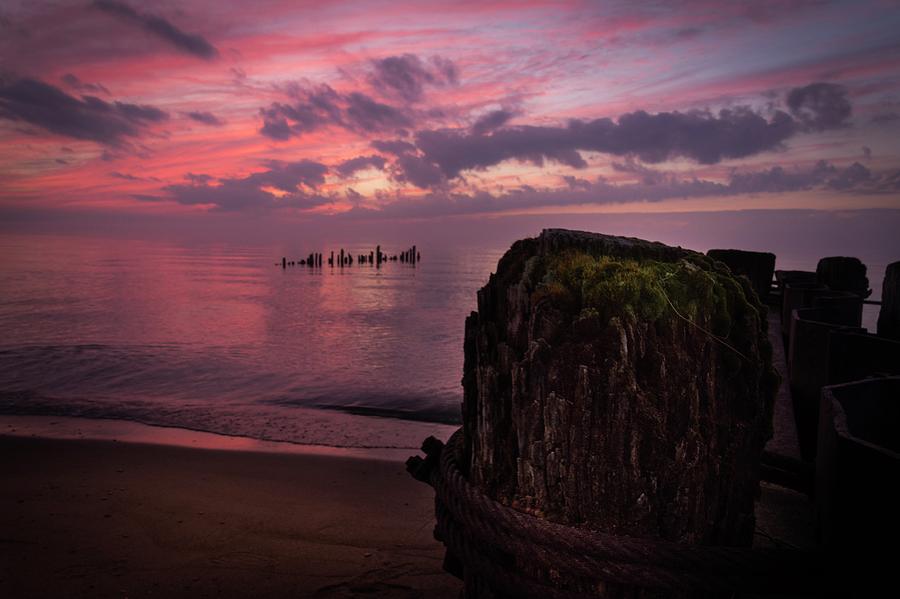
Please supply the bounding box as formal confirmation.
[278,244,419,268]
[407,230,898,598]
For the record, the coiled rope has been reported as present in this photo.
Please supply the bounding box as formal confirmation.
[407,429,841,597]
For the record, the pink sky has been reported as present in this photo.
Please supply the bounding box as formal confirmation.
[1,0,899,231]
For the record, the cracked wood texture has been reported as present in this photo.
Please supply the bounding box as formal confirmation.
[460,230,778,597]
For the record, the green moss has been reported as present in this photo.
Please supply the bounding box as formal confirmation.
[538,251,765,368]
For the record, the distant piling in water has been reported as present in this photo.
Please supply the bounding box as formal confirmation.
[278,245,420,271]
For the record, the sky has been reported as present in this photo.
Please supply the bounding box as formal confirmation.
[1,0,900,239]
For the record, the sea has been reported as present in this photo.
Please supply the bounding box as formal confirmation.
[1,211,896,451]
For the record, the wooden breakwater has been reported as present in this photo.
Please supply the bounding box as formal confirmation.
[406,233,899,597]
[277,244,420,268]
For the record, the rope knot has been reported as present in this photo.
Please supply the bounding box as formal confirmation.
[406,436,444,483]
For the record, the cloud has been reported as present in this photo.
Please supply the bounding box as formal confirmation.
[0,77,167,145]
[611,156,671,185]
[183,111,224,126]
[344,92,413,132]
[356,82,854,188]
[343,160,893,220]
[870,112,899,124]
[471,109,515,135]
[259,84,412,140]
[371,139,418,155]
[92,0,218,60]
[392,153,446,189]
[335,155,386,178]
[727,160,836,193]
[161,160,330,212]
[414,106,797,180]
[61,74,109,95]
[368,54,458,102]
[250,159,328,190]
[562,175,592,191]
[826,161,871,190]
[786,82,851,131]
[110,171,160,182]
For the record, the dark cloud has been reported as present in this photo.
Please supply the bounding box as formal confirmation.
[870,112,899,124]
[110,171,160,182]
[415,125,589,178]
[862,146,872,161]
[369,54,458,103]
[0,77,168,145]
[471,109,515,135]
[250,159,328,191]
[786,82,851,131]
[727,160,836,193]
[93,1,218,60]
[61,74,109,95]
[393,153,446,189]
[370,82,854,187]
[161,160,330,212]
[344,92,413,132]
[562,175,592,191]
[371,139,417,155]
[826,162,871,190]
[335,155,386,178]
[413,106,796,180]
[185,172,214,185]
[184,111,224,126]
[611,156,671,185]
[345,160,892,221]
[259,84,411,140]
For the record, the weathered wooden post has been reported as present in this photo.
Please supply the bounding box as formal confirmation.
[877,261,900,340]
[706,249,775,302]
[816,377,900,585]
[282,257,286,269]
[816,256,869,296]
[458,229,777,597]
[788,308,865,460]
[329,251,334,267]
[340,248,345,267]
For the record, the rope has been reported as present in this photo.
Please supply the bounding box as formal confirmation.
[408,429,841,596]
[654,277,751,363]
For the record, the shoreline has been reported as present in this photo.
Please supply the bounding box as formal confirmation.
[0,414,453,462]
[0,431,461,598]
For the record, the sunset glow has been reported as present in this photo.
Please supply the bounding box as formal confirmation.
[2,0,899,232]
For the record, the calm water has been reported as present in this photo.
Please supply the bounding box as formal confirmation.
[0,226,892,449]
[0,234,501,448]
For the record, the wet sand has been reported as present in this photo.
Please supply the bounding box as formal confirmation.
[0,434,461,598]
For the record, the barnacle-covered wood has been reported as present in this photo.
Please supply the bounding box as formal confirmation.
[462,229,778,549]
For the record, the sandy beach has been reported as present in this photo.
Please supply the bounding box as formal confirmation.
[0,428,461,598]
